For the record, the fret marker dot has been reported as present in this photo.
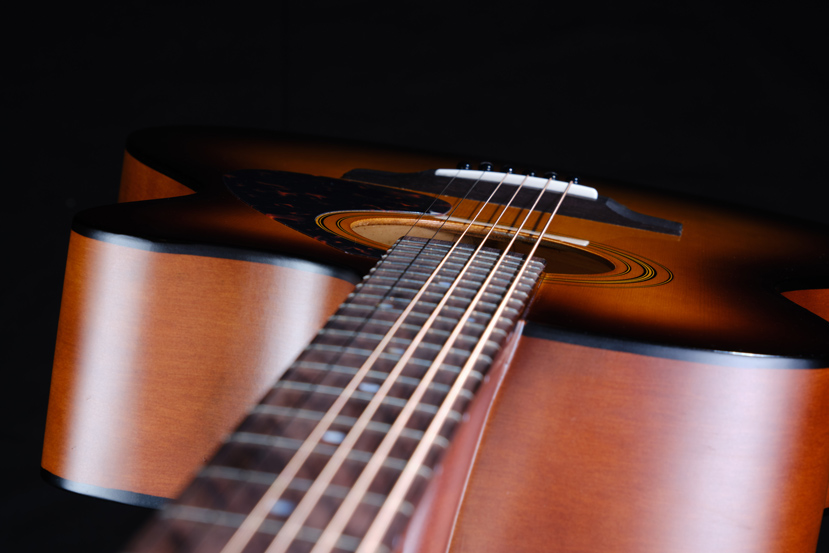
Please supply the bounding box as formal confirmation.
[271,499,295,517]
[322,430,346,444]
[379,302,393,309]
[359,382,381,393]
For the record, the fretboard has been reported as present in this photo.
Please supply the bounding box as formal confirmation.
[126,236,545,553]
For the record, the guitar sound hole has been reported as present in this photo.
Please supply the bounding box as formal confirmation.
[351,219,614,276]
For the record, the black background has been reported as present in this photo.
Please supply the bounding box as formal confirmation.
[3,2,828,551]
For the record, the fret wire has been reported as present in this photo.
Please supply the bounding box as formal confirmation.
[198,468,419,516]
[306,177,542,553]
[303,341,497,365]
[356,183,572,553]
[291,360,485,384]
[310,330,503,350]
[376,255,519,270]
[248,406,442,445]
[295,367,449,393]
[256,172,493,553]
[263,176,524,553]
[357,285,510,303]
[320,324,509,346]
[271,378,475,405]
[215,242,446,516]
[286,366,478,400]
[377,255,508,269]
[358,270,518,292]
[357,292,516,313]
[365,281,517,301]
[228,433,441,474]
[268,283,504,549]
[128,171,496,553]
[163,505,381,553]
[220,243,505,553]
[376,252,520,266]
[324,314,503,339]
[349,291,511,310]
[149,172,511,553]
[296,349,496,377]
[266,380,472,409]
[331,306,496,328]
[313,265,541,553]
[294,358,484,382]
[257,380,464,424]
[226,246,504,470]
[213,239,502,532]
[340,300,518,319]
[157,244,427,553]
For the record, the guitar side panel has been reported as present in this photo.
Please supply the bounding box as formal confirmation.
[42,230,357,500]
[445,336,829,553]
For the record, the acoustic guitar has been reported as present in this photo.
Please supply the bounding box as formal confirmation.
[42,127,829,552]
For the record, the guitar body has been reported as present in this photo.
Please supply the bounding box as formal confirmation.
[42,127,829,552]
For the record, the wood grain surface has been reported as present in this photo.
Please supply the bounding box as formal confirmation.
[41,128,829,552]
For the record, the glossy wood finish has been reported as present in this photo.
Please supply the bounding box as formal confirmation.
[43,230,355,498]
[107,127,829,359]
[401,326,523,553]
[447,337,829,553]
[42,127,829,551]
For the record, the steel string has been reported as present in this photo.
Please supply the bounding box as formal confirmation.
[259,172,532,553]
[218,170,516,553]
[353,180,573,553]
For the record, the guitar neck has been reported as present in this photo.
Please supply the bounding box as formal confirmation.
[125,236,545,553]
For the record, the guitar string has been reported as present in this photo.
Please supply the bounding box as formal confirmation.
[220,171,513,552]
[354,180,573,553]
[260,174,534,553]
[134,169,510,553]
[216,170,516,553]
[309,178,571,553]
[158,170,479,553]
